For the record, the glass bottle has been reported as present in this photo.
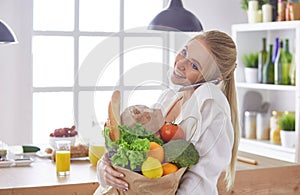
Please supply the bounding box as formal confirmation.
[285,39,293,84]
[290,48,296,85]
[270,111,283,144]
[275,39,289,85]
[258,38,268,83]
[263,44,275,84]
[272,37,279,63]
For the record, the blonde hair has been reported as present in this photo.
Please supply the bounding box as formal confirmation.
[195,30,240,191]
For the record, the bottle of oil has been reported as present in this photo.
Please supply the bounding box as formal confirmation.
[263,44,275,84]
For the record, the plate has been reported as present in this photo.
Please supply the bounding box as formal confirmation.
[14,158,33,167]
[0,159,14,168]
[36,151,52,158]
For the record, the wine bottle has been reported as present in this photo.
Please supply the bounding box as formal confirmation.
[263,44,275,84]
[285,39,293,84]
[274,40,289,85]
[272,37,279,63]
[258,38,268,83]
[290,48,296,85]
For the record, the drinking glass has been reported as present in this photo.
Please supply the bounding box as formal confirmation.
[55,140,71,176]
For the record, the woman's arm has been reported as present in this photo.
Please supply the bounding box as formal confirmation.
[177,99,233,195]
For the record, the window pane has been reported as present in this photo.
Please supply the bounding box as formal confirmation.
[79,0,120,32]
[33,0,74,31]
[124,90,163,108]
[33,36,74,87]
[79,37,120,86]
[124,0,163,30]
[78,91,112,143]
[124,37,163,86]
[33,92,74,144]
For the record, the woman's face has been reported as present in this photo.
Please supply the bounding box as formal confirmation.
[171,38,217,86]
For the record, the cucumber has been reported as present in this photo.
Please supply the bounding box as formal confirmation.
[22,145,40,153]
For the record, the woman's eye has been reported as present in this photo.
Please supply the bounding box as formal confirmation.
[191,63,198,70]
[181,49,187,57]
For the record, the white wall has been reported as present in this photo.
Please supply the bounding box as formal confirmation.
[0,0,33,145]
[0,0,247,145]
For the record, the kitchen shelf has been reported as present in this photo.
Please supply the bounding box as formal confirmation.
[232,21,300,163]
[236,82,296,91]
[239,138,295,162]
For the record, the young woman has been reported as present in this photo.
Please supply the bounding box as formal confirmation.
[97,30,240,194]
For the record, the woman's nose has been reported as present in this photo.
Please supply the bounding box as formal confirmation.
[177,58,189,69]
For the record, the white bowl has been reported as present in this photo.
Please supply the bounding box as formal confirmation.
[49,136,76,149]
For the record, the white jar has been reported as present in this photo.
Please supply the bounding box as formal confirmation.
[248,0,259,11]
[244,111,257,139]
[262,3,272,22]
[256,112,270,140]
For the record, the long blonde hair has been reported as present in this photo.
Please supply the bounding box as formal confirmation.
[195,30,240,191]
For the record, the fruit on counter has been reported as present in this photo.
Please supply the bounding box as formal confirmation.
[141,157,163,179]
[160,122,185,142]
[50,125,78,137]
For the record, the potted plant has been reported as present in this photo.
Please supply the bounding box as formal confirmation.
[279,113,296,148]
[242,52,259,83]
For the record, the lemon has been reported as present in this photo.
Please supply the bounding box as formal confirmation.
[141,157,163,179]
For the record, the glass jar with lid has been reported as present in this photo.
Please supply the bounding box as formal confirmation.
[244,111,257,139]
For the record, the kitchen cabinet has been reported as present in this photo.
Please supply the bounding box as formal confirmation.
[232,21,300,163]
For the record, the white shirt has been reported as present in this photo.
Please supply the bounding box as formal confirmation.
[154,83,234,195]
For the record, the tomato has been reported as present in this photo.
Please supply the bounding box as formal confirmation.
[160,122,185,142]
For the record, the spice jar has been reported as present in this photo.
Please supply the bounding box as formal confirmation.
[270,111,283,144]
[256,112,270,140]
[244,111,257,139]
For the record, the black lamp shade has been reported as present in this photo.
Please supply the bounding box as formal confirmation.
[148,0,203,32]
[0,20,17,44]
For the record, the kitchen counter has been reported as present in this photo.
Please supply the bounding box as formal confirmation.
[0,151,298,195]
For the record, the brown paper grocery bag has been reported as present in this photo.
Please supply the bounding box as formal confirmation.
[95,166,187,195]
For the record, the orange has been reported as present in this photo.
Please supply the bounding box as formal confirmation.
[148,142,164,163]
[162,163,178,176]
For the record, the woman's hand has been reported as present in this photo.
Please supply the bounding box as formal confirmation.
[98,154,129,191]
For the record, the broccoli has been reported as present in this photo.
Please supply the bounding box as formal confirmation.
[163,139,200,168]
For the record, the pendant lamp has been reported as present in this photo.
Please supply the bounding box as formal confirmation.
[0,20,17,44]
[148,0,203,32]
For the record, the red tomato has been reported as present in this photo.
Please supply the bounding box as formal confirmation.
[160,122,185,142]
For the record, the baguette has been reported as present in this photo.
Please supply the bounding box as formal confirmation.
[108,90,121,141]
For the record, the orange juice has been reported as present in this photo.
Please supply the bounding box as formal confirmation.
[56,151,70,175]
[89,145,105,166]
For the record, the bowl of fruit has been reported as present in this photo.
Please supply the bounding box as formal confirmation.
[49,125,78,148]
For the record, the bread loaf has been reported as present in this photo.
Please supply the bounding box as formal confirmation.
[121,105,164,133]
[108,90,121,141]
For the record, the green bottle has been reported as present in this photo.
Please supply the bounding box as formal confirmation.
[285,39,292,84]
[258,38,268,83]
[275,40,289,85]
[263,44,274,84]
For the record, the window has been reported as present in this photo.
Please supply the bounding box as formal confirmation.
[32,0,169,144]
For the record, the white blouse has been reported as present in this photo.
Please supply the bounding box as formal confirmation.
[154,83,234,195]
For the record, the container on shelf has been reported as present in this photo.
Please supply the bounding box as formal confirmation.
[245,111,257,139]
[256,112,270,140]
[270,111,283,144]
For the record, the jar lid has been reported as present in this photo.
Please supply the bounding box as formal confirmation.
[244,111,257,116]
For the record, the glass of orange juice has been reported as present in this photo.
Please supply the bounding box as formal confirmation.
[55,140,71,176]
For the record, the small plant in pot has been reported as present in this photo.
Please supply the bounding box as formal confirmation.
[278,113,295,148]
[242,52,259,83]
